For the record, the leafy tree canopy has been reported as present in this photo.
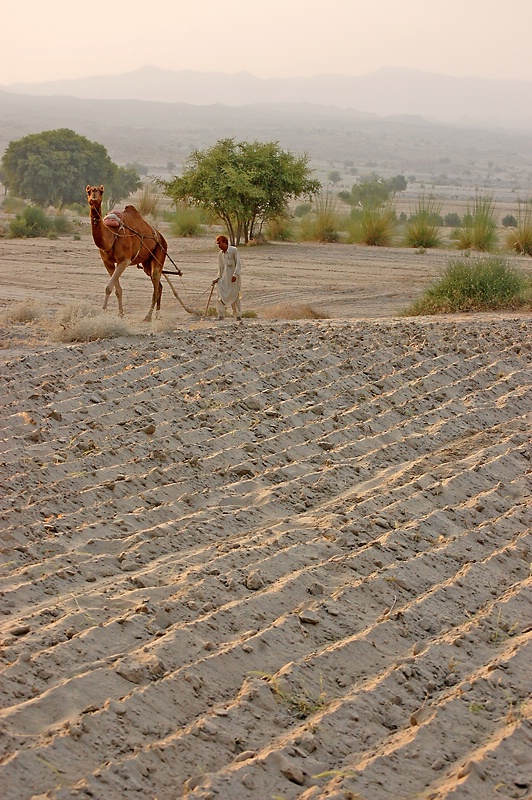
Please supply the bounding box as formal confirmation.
[339,174,407,209]
[1,128,141,207]
[160,138,320,244]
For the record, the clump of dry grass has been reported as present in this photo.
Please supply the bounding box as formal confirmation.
[298,192,342,243]
[135,184,160,218]
[0,299,47,323]
[261,304,328,320]
[506,199,532,256]
[49,303,133,342]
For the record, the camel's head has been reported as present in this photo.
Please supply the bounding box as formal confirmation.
[86,184,104,208]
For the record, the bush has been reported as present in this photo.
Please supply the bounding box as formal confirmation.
[454,195,498,251]
[403,196,443,248]
[2,196,26,215]
[444,212,461,227]
[169,202,205,237]
[265,216,295,241]
[348,203,396,246]
[298,193,341,242]
[51,214,73,234]
[403,255,531,315]
[9,205,51,237]
[136,184,159,218]
[506,200,532,256]
[502,214,517,228]
[294,202,312,218]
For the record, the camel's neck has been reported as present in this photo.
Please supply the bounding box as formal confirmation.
[89,204,112,249]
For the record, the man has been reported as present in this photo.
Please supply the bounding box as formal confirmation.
[212,235,242,321]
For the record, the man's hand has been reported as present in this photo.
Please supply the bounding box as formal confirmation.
[211,278,219,286]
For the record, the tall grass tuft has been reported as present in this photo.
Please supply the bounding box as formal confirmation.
[348,202,396,246]
[506,199,532,256]
[136,184,159,218]
[403,196,443,248]
[403,255,531,315]
[298,193,341,242]
[454,194,498,251]
[170,202,205,237]
[265,215,295,241]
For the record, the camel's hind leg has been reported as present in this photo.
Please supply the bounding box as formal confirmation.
[143,253,164,322]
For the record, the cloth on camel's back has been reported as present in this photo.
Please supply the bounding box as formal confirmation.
[103,210,123,228]
[103,206,154,233]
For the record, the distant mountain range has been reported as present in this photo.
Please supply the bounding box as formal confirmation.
[2,88,531,185]
[3,66,532,129]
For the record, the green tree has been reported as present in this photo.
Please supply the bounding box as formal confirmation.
[106,164,142,208]
[339,174,407,209]
[1,129,140,207]
[160,138,320,244]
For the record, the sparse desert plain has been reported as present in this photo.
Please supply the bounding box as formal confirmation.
[0,232,531,800]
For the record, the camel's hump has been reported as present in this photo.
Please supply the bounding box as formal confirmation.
[122,205,152,229]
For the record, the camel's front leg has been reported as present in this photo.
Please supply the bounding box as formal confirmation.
[104,259,128,316]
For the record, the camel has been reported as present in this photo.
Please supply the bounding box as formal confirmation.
[86,184,175,321]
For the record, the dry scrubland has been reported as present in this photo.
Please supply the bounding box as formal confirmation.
[0,233,531,800]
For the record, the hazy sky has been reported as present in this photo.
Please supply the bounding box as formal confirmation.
[3,0,532,85]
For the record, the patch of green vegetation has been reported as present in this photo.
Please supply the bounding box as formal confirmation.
[403,255,532,315]
[506,199,532,256]
[298,192,342,243]
[403,195,443,249]
[347,203,396,246]
[453,194,498,252]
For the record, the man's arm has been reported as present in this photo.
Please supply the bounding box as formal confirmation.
[233,247,241,276]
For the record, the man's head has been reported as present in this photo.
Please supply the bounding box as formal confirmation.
[216,235,229,252]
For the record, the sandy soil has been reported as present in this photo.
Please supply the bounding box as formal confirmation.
[0,233,531,800]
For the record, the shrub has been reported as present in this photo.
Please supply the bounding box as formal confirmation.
[136,184,159,218]
[265,216,295,241]
[444,212,461,227]
[502,214,517,228]
[170,202,205,237]
[51,214,73,234]
[9,205,51,238]
[454,195,498,251]
[403,196,443,248]
[298,193,341,243]
[294,202,312,218]
[403,255,531,315]
[2,196,26,215]
[348,202,396,246]
[506,200,532,256]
